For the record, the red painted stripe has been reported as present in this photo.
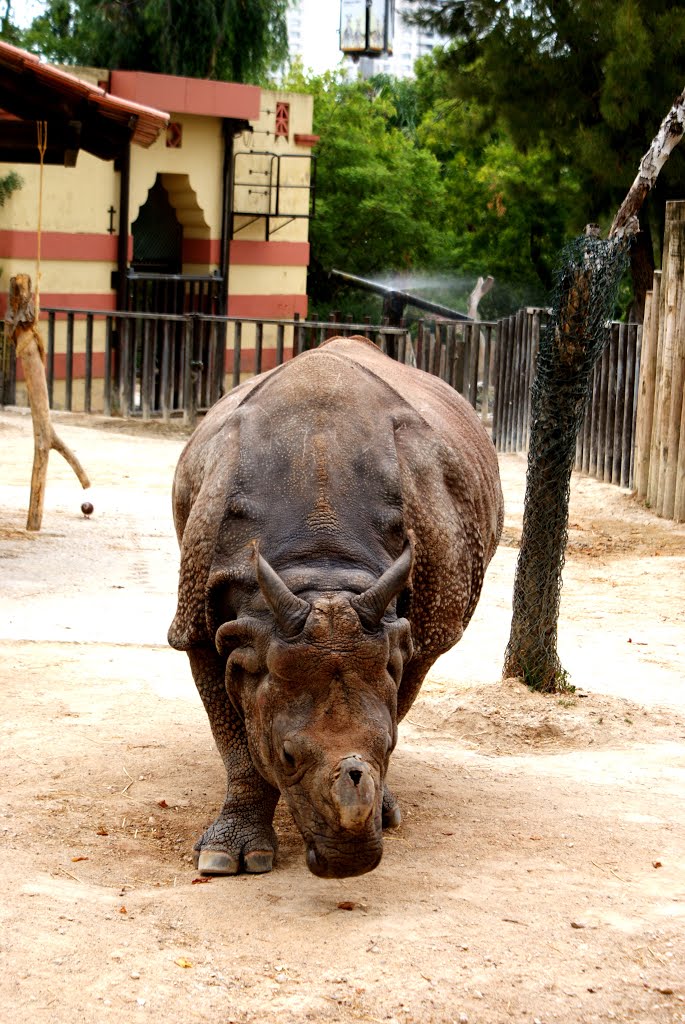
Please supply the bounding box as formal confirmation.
[16,347,294,381]
[182,237,222,264]
[227,294,308,318]
[229,240,310,267]
[16,352,107,383]
[0,292,116,317]
[224,346,294,373]
[0,230,126,261]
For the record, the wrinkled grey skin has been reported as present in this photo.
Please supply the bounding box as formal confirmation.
[169,336,503,878]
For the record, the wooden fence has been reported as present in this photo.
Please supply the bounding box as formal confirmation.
[492,308,642,489]
[1,301,648,499]
[634,199,685,522]
[0,309,495,427]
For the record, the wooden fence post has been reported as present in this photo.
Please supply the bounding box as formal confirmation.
[634,272,661,498]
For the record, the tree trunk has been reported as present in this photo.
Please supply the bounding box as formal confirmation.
[6,274,90,531]
[503,86,685,692]
[628,211,655,323]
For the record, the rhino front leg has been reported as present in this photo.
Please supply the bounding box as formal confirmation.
[186,646,279,875]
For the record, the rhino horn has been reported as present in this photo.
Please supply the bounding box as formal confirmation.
[254,544,311,638]
[350,540,414,631]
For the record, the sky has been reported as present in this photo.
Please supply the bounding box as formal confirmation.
[295,0,345,75]
[10,0,347,75]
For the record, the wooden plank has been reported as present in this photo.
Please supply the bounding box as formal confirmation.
[481,324,492,423]
[83,315,93,413]
[468,322,480,410]
[232,320,242,390]
[652,201,685,513]
[276,323,284,366]
[634,278,659,497]
[526,311,540,448]
[516,310,529,449]
[47,312,55,407]
[160,319,171,421]
[453,324,466,396]
[103,317,113,418]
[507,312,522,451]
[604,323,618,482]
[663,267,685,515]
[65,312,74,411]
[594,342,610,478]
[255,321,263,376]
[141,317,152,420]
[612,323,627,484]
[491,321,503,445]
[624,324,639,489]
[500,317,515,451]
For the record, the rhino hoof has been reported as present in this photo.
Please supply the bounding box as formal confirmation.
[245,849,274,873]
[196,849,240,875]
[382,804,402,828]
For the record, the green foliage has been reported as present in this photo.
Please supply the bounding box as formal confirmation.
[0,1,23,44]
[403,0,685,219]
[0,170,22,206]
[282,65,450,318]
[17,0,289,83]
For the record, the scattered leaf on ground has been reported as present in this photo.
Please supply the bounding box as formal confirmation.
[175,958,193,969]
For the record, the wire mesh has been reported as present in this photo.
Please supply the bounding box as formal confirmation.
[503,234,630,692]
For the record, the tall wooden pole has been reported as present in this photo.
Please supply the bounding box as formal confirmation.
[6,274,90,531]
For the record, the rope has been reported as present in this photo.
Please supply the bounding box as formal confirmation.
[35,120,47,320]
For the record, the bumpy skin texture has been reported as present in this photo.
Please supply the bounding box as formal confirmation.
[169,336,503,878]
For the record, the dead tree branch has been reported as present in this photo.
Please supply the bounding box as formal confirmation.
[6,274,90,531]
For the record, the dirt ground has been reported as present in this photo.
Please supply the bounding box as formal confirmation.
[1,406,684,1024]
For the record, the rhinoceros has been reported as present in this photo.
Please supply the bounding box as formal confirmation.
[169,335,503,878]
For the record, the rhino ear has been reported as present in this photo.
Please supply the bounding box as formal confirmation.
[215,618,263,674]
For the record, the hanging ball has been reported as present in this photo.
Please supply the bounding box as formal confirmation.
[81,501,94,517]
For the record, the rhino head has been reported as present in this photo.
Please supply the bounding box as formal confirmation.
[215,542,414,878]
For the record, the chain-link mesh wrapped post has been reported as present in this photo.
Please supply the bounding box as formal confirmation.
[503,236,629,691]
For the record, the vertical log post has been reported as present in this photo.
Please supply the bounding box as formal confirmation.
[5,274,90,531]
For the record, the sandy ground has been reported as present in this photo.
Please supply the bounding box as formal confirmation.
[0,406,684,1024]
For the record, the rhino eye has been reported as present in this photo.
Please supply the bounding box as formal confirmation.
[281,740,296,769]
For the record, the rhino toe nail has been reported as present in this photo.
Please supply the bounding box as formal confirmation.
[197,850,240,875]
[382,805,402,829]
[245,849,274,874]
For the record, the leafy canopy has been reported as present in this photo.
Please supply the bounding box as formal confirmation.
[403,0,685,220]
[282,63,450,318]
[13,0,290,83]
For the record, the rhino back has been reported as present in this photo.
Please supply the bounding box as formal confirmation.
[170,337,502,654]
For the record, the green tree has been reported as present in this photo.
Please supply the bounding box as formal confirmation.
[16,0,289,84]
[0,170,22,206]
[404,0,685,317]
[283,65,449,318]
[413,51,583,316]
[0,1,22,44]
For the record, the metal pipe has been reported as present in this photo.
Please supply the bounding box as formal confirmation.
[330,268,472,321]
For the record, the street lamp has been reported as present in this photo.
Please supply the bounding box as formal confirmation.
[340,0,394,58]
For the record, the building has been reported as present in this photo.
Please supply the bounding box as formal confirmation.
[0,43,318,411]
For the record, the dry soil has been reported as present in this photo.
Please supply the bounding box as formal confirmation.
[0,407,684,1024]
